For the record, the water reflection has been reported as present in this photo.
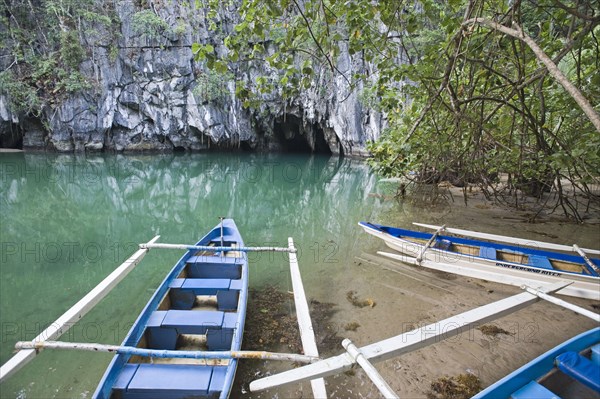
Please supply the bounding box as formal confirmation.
[0,152,389,398]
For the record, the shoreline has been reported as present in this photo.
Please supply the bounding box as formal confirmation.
[233,183,600,398]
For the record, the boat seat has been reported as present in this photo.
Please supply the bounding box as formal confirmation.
[114,363,216,399]
[510,380,561,399]
[479,246,497,260]
[186,258,242,279]
[145,310,235,350]
[169,278,240,311]
[433,239,452,251]
[529,255,553,270]
[113,364,139,391]
[207,313,238,350]
[592,344,600,365]
[209,238,237,247]
[555,351,600,392]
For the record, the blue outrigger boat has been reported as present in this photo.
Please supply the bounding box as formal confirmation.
[94,219,248,399]
[360,222,600,300]
[474,327,600,399]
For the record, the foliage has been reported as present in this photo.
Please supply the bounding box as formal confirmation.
[0,71,41,115]
[1,0,118,112]
[195,0,600,220]
[131,9,169,39]
[192,69,234,104]
[59,30,86,69]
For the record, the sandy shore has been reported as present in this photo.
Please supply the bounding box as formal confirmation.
[233,186,600,398]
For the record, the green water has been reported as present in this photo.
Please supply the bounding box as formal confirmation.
[0,152,392,398]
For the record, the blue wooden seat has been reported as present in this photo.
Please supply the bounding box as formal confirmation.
[529,255,553,270]
[207,313,238,350]
[170,278,231,292]
[510,380,561,399]
[433,239,452,251]
[186,258,242,279]
[169,278,241,311]
[116,364,215,399]
[209,238,237,247]
[113,364,139,391]
[146,310,235,350]
[163,310,224,334]
[479,246,497,260]
[555,351,600,392]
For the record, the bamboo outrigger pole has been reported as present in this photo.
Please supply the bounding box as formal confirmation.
[139,243,296,253]
[573,244,600,275]
[0,235,160,383]
[14,341,319,364]
[416,224,445,264]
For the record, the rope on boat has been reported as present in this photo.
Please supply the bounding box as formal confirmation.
[416,224,446,264]
[139,243,297,253]
[14,341,319,363]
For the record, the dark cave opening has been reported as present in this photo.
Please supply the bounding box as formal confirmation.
[273,114,332,154]
[0,127,23,149]
[240,140,254,152]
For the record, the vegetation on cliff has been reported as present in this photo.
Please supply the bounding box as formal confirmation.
[2,1,599,219]
[198,0,600,220]
[0,1,120,113]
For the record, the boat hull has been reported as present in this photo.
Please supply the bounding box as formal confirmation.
[473,327,600,399]
[360,222,600,300]
[94,219,248,399]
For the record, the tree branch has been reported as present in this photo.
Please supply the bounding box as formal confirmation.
[462,17,600,133]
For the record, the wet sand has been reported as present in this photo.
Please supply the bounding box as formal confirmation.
[233,186,600,398]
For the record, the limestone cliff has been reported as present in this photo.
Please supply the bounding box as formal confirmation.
[0,1,389,155]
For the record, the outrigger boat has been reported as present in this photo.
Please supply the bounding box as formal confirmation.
[359,222,600,300]
[94,218,249,399]
[474,327,600,399]
[1,220,324,398]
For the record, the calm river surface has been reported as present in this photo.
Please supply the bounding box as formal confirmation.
[0,152,397,398]
[1,152,598,399]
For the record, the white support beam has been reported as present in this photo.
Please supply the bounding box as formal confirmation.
[522,285,600,322]
[249,281,569,392]
[342,339,399,399]
[0,235,160,383]
[573,244,600,274]
[288,238,327,398]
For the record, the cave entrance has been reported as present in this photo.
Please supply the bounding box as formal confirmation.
[273,114,332,154]
[0,127,23,149]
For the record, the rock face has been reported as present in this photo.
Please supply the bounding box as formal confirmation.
[0,1,388,155]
